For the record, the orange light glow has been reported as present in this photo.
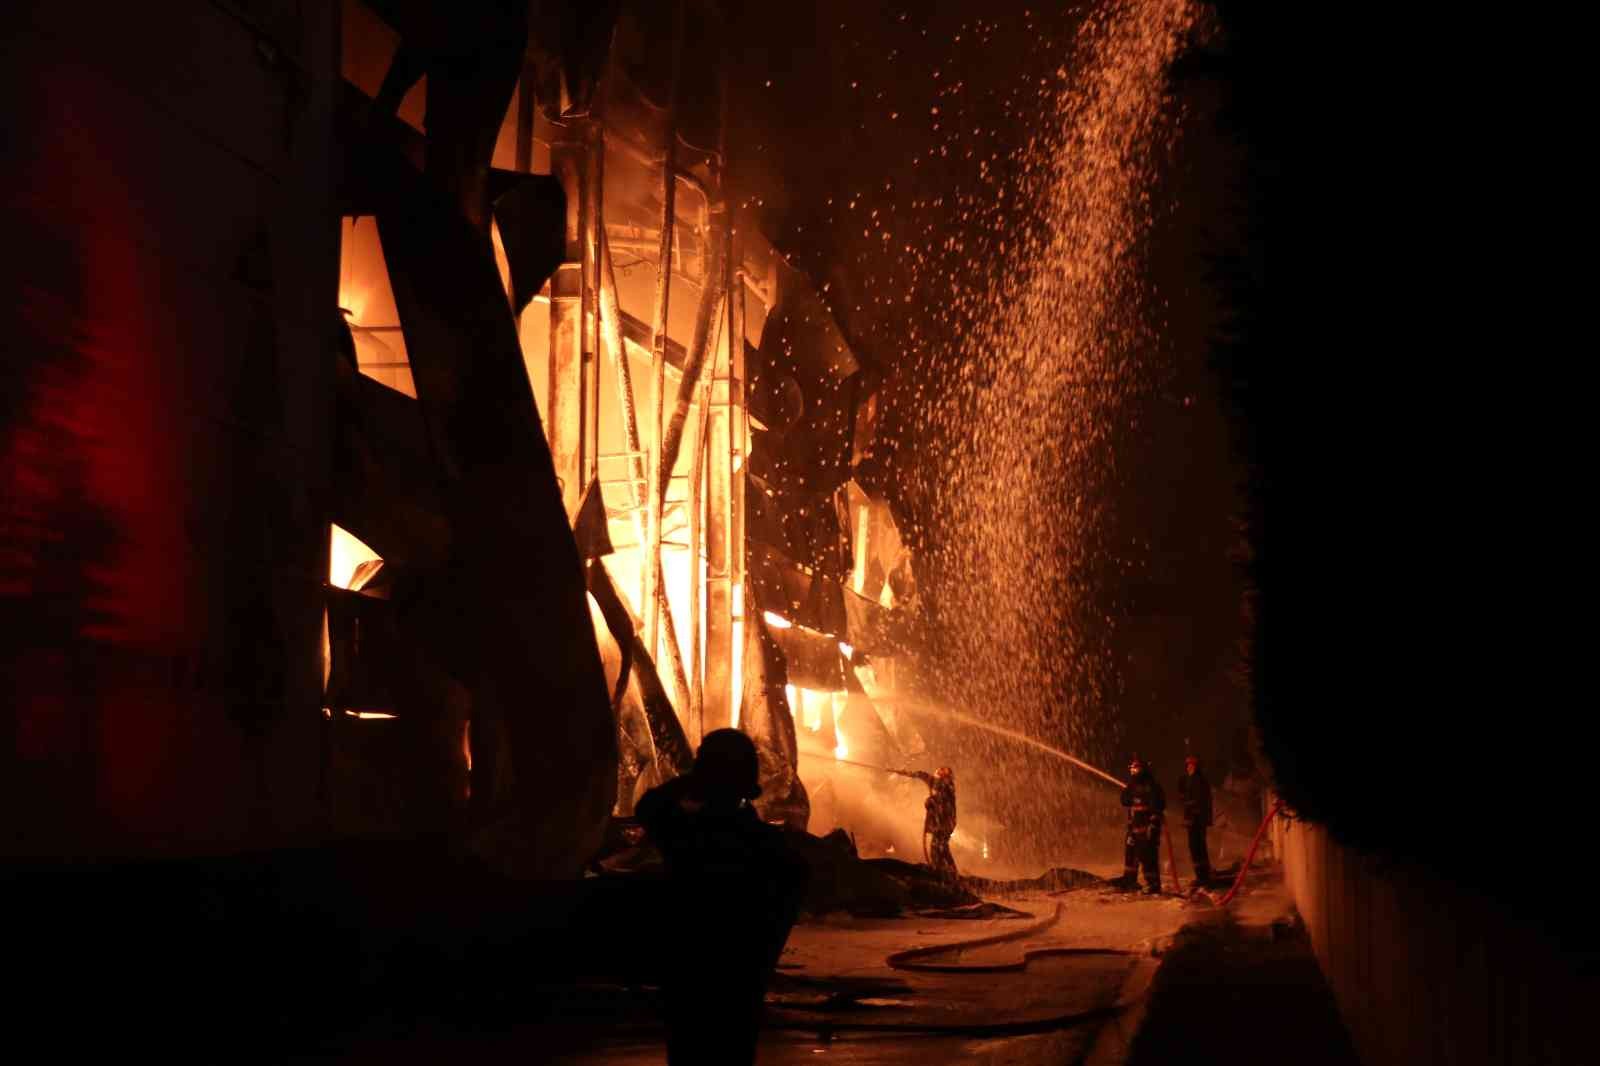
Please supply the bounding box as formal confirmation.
[763,610,792,629]
[344,710,397,720]
[731,583,745,729]
[329,524,380,589]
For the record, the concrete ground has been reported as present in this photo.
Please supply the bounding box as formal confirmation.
[1121,878,1362,1066]
[287,860,1358,1066]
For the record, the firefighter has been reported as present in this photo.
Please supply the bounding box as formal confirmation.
[635,729,808,1066]
[1117,755,1166,894]
[1178,753,1214,886]
[907,766,959,877]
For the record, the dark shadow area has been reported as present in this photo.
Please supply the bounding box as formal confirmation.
[1126,916,1362,1066]
[4,841,693,1061]
[1190,6,1593,1059]
[1197,0,1585,952]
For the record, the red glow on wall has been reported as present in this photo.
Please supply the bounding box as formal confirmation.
[2,59,230,850]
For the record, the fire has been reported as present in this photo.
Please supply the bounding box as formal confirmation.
[329,523,379,589]
[763,610,792,629]
[325,525,386,720]
[730,582,745,730]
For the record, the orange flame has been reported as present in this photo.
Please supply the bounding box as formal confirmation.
[329,524,380,589]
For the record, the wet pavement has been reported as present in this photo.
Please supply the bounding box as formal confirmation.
[292,861,1249,1065]
[536,865,1199,1063]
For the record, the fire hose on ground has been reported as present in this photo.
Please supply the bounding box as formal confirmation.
[766,901,1147,1038]
[1162,823,1184,895]
[1216,799,1284,907]
[766,803,1286,1041]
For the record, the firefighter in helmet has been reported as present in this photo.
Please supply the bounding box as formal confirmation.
[906,766,959,877]
[1178,753,1214,886]
[1117,754,1166,894]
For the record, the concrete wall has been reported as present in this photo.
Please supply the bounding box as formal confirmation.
[1271,803,1583,1065]
[1,1,340,857]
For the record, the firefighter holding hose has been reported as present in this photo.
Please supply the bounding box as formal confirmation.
[902,766,959,877]
[1116,755,1166,894]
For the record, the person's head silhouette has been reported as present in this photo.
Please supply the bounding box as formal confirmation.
[687,728,762,806]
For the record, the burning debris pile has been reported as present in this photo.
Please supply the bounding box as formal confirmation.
[593,819,983,918]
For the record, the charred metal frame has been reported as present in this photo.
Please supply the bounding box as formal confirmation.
[543,0,743,749]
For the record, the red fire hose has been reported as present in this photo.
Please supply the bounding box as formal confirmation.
[1217,799,1284,907]
[1162,824,1184,895]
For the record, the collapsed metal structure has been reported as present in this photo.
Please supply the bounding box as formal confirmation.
[322,0,924,870]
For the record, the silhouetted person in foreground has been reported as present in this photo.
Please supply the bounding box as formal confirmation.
[1116,755,1166,894]
[1178,754,1214,886]
[635,729,808,1065]
[905,766,959,877]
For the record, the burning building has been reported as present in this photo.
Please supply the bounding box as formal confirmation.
[8,4,1586,1063]
[321,0,934,861]
[1,0,929,878]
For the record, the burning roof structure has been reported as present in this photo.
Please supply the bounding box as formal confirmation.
[322,0,924,867]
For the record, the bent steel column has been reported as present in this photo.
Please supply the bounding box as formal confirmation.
[644,0,686,663]
[704,242,739,734]
[548,133,585,521]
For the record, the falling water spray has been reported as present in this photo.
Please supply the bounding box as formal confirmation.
[895,0,1198,846]
[877,698,1127,788]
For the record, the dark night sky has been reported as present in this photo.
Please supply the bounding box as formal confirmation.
[717,2,1251,778]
